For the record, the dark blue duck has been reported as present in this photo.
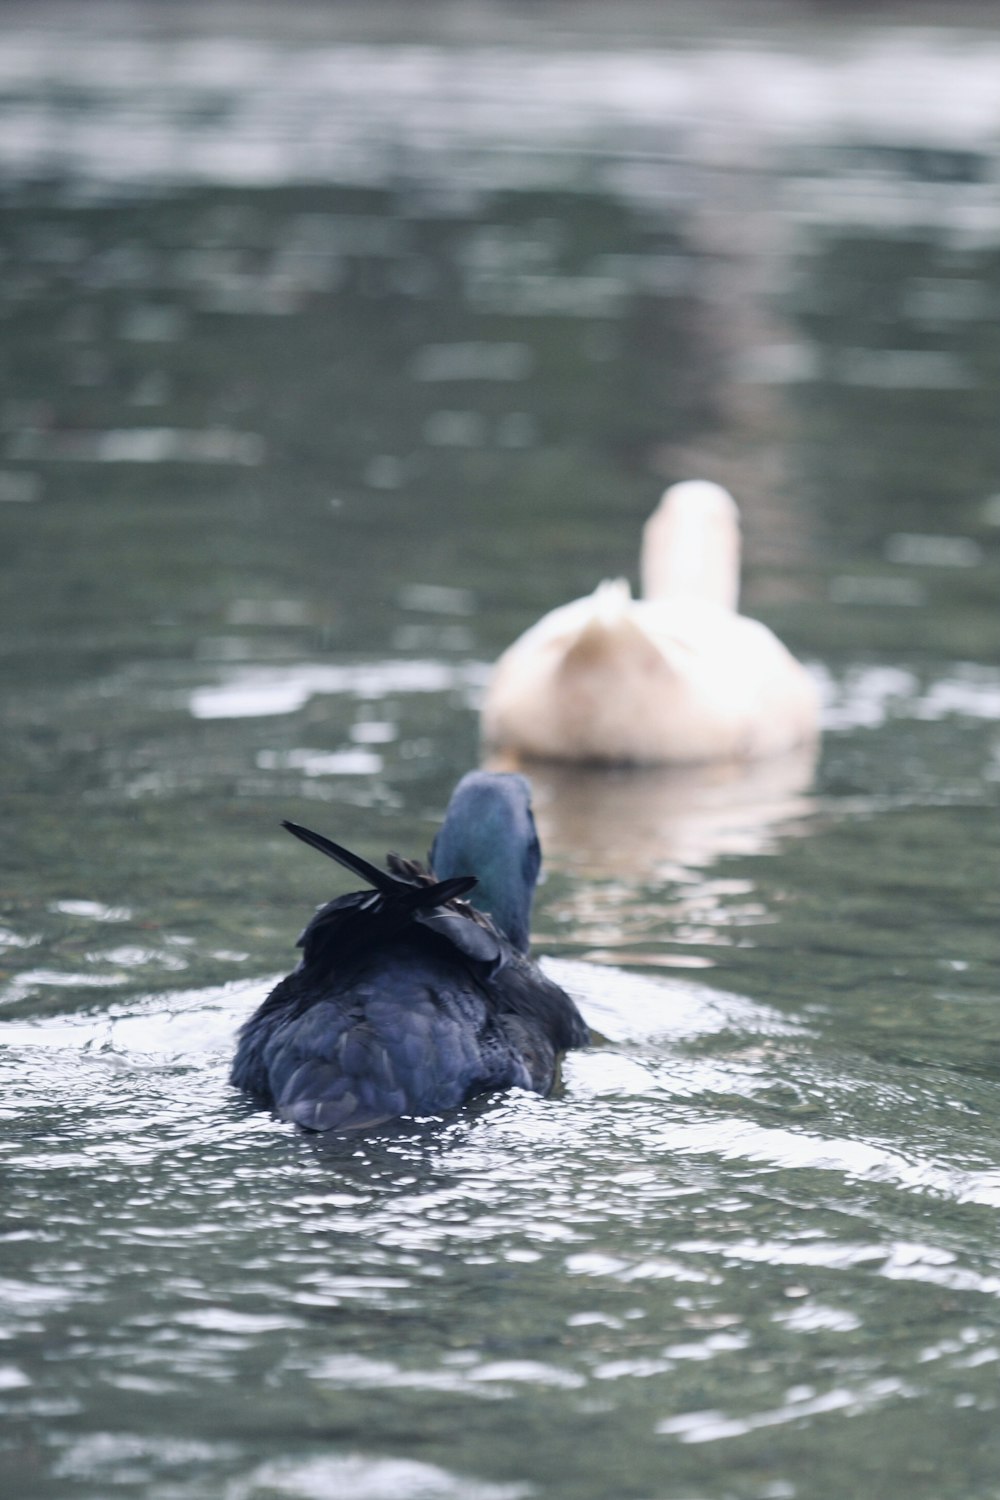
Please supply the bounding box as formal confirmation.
[231,771,589,1131]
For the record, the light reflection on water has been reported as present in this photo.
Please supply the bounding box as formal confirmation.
[188,659,487,721]
[4,31,1000,195]
[2,5,1000,1500]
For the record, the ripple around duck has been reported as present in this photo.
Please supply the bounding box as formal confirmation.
[2,960,999,1217]
[0,977,267,1065]
[3,955,999,1500]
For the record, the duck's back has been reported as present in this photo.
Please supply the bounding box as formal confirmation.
[632,598,819,761]
[483,590,818,765]
[232,917,586,1133]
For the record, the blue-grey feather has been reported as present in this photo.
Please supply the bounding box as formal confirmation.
[430,771,540,953]
[230,773,588,1133]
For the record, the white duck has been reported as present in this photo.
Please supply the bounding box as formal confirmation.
[481,481,820,766]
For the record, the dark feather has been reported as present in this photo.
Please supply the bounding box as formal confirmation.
[282,819,476,908]
[231,775,589,1133]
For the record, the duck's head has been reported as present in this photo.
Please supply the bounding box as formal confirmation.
[430,771,541,954]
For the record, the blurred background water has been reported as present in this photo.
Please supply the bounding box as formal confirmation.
[1,3,999,1498]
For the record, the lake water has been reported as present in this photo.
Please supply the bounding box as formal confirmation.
[1,4,999,1498]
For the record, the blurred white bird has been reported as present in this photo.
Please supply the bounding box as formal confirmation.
[481,481,820,766]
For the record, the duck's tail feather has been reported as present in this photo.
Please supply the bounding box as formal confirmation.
[281,820,476,908]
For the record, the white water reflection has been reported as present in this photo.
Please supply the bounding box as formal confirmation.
[7,427,264,466]
[227,1455,532,1500]
[4,36,1000,212]
[50,899,133,922]
[657,1374,913,1442]
[519,750,817,880]
[816,663,1000,731]
[544,957,801,1047]
[189,659,488,719]
[914,668,1000,722]
[886,533,985,568]
[0,977,267,1058]
[6,955,999,1214]
[833,349,974,390]
[256,747,384,777]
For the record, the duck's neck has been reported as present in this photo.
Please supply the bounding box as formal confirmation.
[430,772,540,953]
[640,481,741,611]
[457,845,534,954]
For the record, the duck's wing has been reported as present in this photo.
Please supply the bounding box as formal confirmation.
[491,948,591,1055]
[386,851,508,975]
[285,821,505,978]
[295,890,506,977]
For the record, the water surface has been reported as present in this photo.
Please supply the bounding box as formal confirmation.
[2,6,999,1498]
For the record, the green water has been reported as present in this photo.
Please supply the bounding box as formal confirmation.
[2,6,999,1499]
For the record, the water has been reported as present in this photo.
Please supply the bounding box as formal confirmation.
[2,4,1000,1497]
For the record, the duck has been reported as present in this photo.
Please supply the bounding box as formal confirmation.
[230,771,589,1132]
[481,481,820,766]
